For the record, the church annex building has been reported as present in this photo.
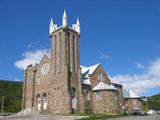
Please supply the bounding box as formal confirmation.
[22,11,142,115]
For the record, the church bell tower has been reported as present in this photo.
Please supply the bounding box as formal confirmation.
[49,10,84,114]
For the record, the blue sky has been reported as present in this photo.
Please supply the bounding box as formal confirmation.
[0,0,160,96]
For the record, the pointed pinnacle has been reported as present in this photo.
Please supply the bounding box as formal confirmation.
[24,65,27,70]
[50,18,54,25]
[63,9,67,17]
[76,18,80,25]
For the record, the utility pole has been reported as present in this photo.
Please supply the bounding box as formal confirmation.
[1,96,4,116]
[146,97,149,111]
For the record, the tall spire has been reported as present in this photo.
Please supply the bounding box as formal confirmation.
[62,10,67,27]
[76,18,80,25]
[63,10,67,18]
[76,18,80,34]
[50,18,54,26]
[49,18,55,35]
[24,65,27,70]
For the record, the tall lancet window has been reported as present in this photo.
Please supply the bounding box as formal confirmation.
[72,35,75,72]
[54,35,56,73]
[68,33,71,70]
[69,33,73,72]
[59,32,61,72]
[74,35,78,73]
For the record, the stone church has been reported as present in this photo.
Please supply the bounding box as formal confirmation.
[22,11,142,115]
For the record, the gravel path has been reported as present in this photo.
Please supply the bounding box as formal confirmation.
[108,115,160,120]
[1,114,160,120]
[0,115,86,120]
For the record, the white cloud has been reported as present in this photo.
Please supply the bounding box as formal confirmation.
[26,41,39,49]
[14,77,22,82]
[15,49,50,70]
[100,52,110,60]
[111,58,160,95]
[15,48,160,95]
[135,63,145,69]
[147,59,160,77]
[26,40,46,49]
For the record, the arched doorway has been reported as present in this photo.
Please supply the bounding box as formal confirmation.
[42,93,48,110]
[37,94,41,110]
[70,88,77,114]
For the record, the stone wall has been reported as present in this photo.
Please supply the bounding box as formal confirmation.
[23,27,84,114]
[22,20,142,115]
[92,90,119,114]
[82,64,120,114]
[89,65,111,87]
[23,65,35,109]
[82,84,92,113]
[124,98,142,113]
[111,83,124,113]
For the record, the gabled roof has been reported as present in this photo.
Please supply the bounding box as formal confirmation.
[93,81,118,91]
[123,88,140,98]
[81,63,100,77]
[81,63,100,85]
[35,55,50,70]
[111,82,123,87]
[81,63,100,78]
[37,55,50,65]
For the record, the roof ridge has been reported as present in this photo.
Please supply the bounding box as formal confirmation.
[93,81,118,91]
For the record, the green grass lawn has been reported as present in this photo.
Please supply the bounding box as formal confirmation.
[80,115,121,120]
[75,113,123,120]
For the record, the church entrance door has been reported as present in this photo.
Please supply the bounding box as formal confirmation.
[37,94,41,111]
[70,88,77,114]
[38,103,41,110]
[42,93,48,110]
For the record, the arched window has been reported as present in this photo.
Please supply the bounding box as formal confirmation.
[86,91,91,101]
[70,87,76,98]
[54,35,56,73]
[37,94,41,103]
[68,33,70,66]
[96,91,101,101]
[42,93,48,103]
[72,35,75,72]
[59,32,61,72]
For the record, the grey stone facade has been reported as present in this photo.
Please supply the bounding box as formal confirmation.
[22,11,142,115]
